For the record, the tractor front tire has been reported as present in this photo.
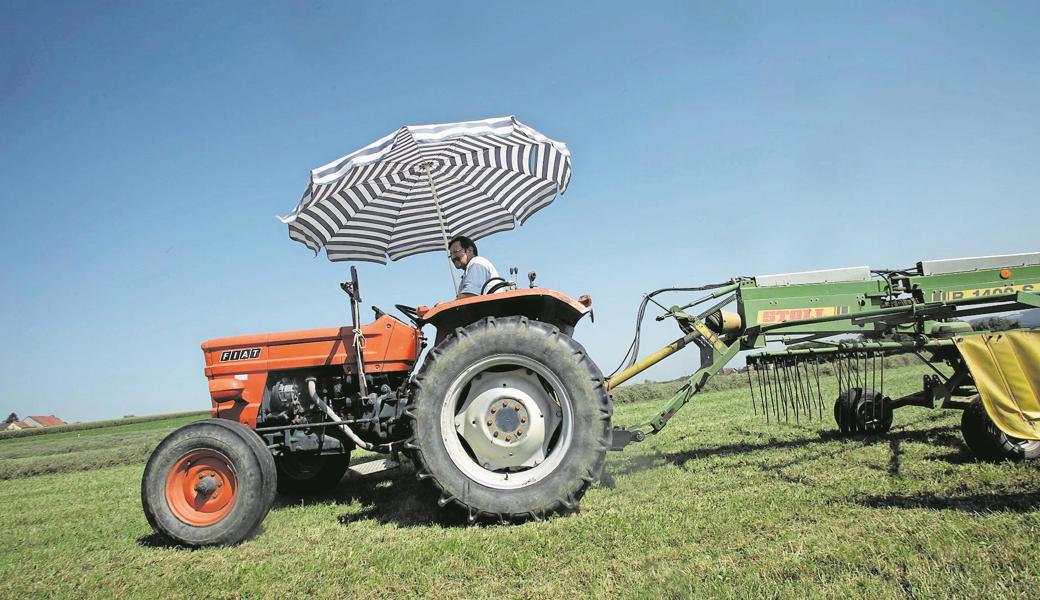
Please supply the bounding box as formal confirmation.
[406,316,612,523]
[275,452,351,495]
[961,396,1040,462]
[142,418,277,547]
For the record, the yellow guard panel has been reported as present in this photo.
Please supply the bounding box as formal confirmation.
[955,330,1040,440]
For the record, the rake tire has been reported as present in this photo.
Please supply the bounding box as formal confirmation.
[961,396,1040,462]
[834,387,892,436]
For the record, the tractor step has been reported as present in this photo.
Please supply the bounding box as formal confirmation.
[347,458,401,478]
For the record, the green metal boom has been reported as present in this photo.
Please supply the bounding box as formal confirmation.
[606,252,1040,447]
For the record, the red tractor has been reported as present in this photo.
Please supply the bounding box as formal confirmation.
[141,268,609,546]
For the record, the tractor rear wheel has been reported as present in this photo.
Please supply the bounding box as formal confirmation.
[406,316,612,523]
[275,452,350,495]
[834,387,892,435]
[142,419,277,547]
[961,396,1040,462]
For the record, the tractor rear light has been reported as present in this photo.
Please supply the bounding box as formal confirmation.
[1000,268,1012,280]
[209,378,245,403]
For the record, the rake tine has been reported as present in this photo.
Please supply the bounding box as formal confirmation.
[880,351,885,399]
[770,360,782,423]
[812,355,823,420]
[799,358,812,419]
[761,359,769,420]
[791,358,804,424]
[747,363,757,416]
[871,351,878,424]
[786,359,798,424]
[759,362,770,420]
[804,357,818,421]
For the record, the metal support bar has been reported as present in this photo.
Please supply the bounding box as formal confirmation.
[675,282,741,312]
[637,339,741,433]
[255,418,372,433]
[607,329,700,389]
[750,338,955,360]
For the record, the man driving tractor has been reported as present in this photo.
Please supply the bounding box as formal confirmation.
[449,235,499,298]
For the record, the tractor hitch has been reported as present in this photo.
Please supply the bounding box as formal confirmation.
[609,427,645,451]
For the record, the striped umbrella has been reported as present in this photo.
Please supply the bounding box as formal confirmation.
[279,116,571,289]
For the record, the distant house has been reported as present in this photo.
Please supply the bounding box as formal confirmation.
[22,415,67,428]
[3,420,32,431]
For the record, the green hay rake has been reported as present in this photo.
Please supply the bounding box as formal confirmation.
[607,252,1040,461]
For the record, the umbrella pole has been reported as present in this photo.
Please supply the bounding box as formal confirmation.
[420,163,459,296]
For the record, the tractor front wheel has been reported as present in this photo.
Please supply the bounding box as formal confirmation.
[406,316,612,522]
[141,419,277,547]
[961,396,1040,462]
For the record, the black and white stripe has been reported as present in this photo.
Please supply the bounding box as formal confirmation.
[280,116,572,263]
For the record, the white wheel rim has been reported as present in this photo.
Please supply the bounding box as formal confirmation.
[1013,440,1040,453]
[440,354,573,490]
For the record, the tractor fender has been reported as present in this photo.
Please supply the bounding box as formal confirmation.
[419,288,591,344]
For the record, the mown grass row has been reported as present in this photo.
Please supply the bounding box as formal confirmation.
[2,364,1038,598]
[0,413,206,480]
[0,410,209,440]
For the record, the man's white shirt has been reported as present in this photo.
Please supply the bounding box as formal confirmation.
[459,256,499,295]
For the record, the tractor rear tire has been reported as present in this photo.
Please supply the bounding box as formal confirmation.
[275,452,351,495]
[406,316,612,523]
[960,396,1040,462]
[834,387,892,436]
[142,418,277,547]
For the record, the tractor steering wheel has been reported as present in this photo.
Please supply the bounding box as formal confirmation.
[395,304,422,326]
[483,278,514,295]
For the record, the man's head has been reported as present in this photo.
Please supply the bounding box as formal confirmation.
[448,235,478,270]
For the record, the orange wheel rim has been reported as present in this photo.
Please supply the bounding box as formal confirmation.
[165,449,238,526]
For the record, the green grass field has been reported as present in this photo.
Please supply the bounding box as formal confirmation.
[1,365,1038,599]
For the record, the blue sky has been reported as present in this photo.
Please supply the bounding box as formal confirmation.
[2,1,1038,421]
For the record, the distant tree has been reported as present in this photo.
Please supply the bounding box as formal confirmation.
[4,412,17,424]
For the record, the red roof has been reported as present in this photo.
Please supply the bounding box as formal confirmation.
[26,415,66,427]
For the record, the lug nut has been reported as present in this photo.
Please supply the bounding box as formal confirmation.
[487,418,493,426]
[505,435,512,441]
[502,400,509,407]
[491,407,497,413]
[493,431,499,437]
[520,416,527,423]
[517,428,523,435]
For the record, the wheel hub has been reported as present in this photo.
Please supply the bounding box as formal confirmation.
[165,449,238,526]
[444,355,570,488]
[194,475,220,496]
[491,399,526,436]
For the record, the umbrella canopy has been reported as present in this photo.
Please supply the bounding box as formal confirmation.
[280,116,572,264]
